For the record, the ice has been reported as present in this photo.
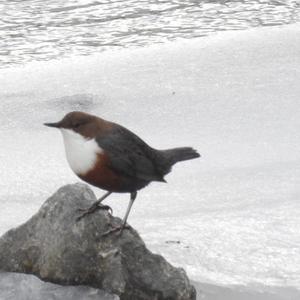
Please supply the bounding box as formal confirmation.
[0,24,300,297]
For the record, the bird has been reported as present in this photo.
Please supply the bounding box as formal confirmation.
[44,111,200,235]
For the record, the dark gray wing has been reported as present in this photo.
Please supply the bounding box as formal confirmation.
[96,126,165,182]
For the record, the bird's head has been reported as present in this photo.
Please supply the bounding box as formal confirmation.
[44,111,101,139]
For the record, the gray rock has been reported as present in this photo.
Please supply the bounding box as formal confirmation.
[0,272,118,300]
[0,183,196,300]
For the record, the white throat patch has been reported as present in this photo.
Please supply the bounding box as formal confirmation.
[60,128,103,175]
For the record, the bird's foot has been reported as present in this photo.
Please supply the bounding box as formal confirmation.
[76,203,113,222]
[101,223,130,237]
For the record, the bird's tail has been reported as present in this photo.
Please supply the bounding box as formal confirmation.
[163,147,200,166]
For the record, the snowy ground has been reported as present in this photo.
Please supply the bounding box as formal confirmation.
[0,24,300,299]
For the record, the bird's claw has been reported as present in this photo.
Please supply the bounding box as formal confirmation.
[76,204,113,222]
[101,224,130,237]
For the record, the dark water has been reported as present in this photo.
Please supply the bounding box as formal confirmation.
[0,0,299,67]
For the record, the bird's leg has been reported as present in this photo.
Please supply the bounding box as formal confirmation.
[102,191,137,236]
[76,191,113,221]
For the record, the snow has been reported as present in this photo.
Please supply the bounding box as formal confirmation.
[0,24,300,298]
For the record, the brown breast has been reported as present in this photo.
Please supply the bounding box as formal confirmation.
[78,152,122,192]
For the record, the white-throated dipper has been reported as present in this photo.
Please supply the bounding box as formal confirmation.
[44,111,200,235]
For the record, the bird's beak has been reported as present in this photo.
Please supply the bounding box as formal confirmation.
[44,122,61,128]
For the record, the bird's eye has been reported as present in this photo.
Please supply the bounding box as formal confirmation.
[73,123,81,128]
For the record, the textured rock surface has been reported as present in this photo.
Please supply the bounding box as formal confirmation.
[0,183,196,300]
[0,272,118,300]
